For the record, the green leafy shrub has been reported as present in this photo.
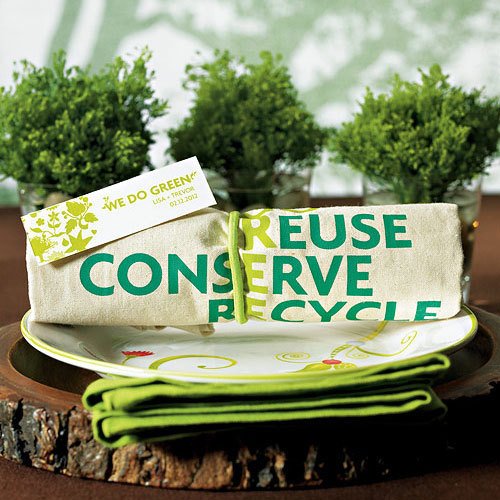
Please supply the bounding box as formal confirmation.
[0,49,168,196]
[330,65,500,203]
[168,50,327,208]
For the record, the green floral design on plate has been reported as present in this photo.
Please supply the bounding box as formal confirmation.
[276,321,419,373]
[149,355,237,371]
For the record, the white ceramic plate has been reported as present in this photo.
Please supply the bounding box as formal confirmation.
[21,306,477,384]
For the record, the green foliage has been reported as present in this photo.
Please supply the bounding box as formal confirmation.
[0,49,168,196]
[331,65,500,203]
[168,50,327,205]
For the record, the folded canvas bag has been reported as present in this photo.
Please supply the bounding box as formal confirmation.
[237,204,463,323]
[27,204,463,328]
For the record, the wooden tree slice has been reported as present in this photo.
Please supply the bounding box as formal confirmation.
[1,306,500,490]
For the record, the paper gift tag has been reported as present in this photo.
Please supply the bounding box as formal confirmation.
[21,157,216,265]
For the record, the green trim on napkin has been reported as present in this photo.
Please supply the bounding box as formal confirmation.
[83,353,449,448]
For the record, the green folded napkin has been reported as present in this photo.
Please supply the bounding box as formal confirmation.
[83,353,450,448]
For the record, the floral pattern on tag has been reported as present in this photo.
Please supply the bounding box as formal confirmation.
[22,196,98,263]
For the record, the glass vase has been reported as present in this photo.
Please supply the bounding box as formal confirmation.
[17,182,72,216]
[205,168,312,212]
[363,177,482,303]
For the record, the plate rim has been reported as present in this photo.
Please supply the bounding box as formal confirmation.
[20,306,478,383]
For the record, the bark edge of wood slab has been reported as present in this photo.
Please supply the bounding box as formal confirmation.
[0,306,499,490]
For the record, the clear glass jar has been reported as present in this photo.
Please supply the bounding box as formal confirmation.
[363,177,482,303]
[17,182,71,215]
[205,168,312,212]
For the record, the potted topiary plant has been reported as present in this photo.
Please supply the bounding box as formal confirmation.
[168,50,327,211]
[330,64,500,300]
[0,49,168,214]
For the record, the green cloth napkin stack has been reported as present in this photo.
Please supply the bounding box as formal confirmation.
[83,353,450,448]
